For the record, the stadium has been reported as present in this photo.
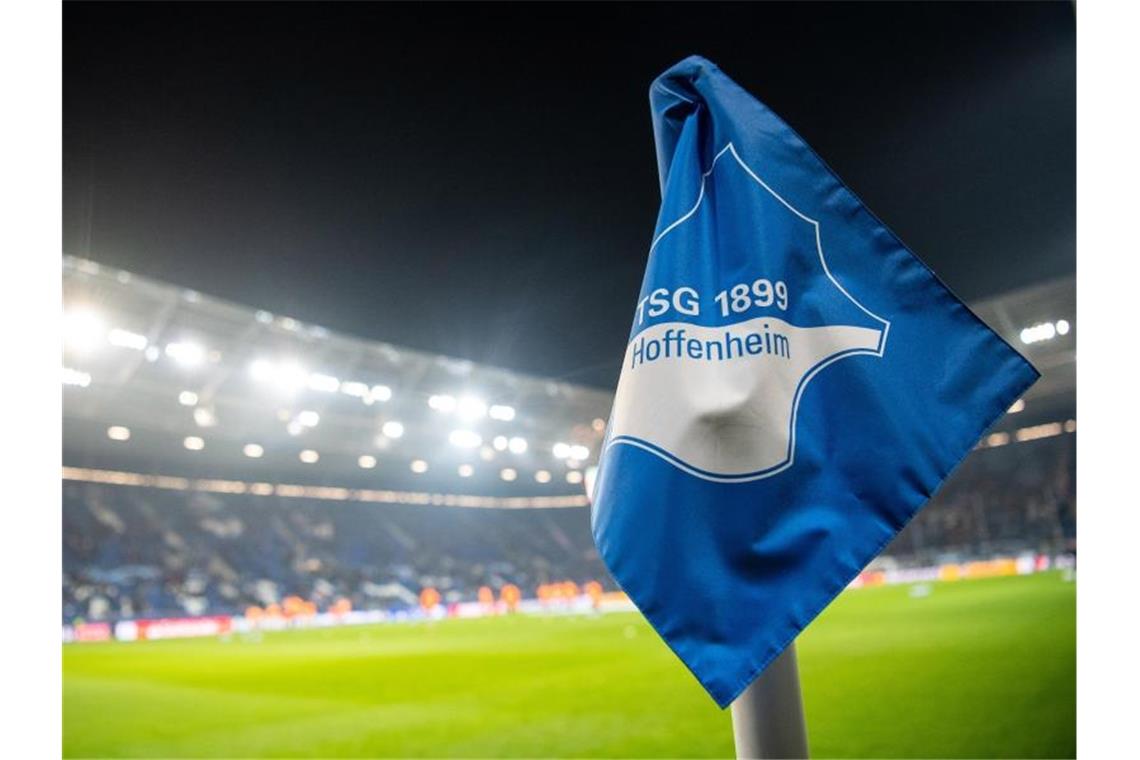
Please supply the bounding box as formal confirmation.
[62,256,1075,757]
[50,3,1082,758]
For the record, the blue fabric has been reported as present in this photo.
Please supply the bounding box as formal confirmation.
[590,56,1039,708]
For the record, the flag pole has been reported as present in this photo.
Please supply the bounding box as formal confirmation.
[730,641,809,759]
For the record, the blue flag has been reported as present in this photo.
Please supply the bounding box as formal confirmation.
[590,56,1039,708]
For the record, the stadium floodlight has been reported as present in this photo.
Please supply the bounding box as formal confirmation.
[340,381,370,398]
[297,410,320,428]
[410,459,429,474]
[308,373,341,393]
[1064,419,1077,433]
[165,341,206,367]
[249,359,274,381]
[381,420,405,439]
[428,394,456,413]
[106,425,130,441]
[552,442,571,459]
[569,444,590,461]
[358,455,377,469]
[1015,422,1063,442]
[492,435,508,451]
[457,463,475,478]
[1019,322,1057,345]
[193,407,217,427]
[500,468,517,482]
[985,432,1010,448]
[456,395,488,421]
[1008,399,1025,414]
[62,368,91,387]
[144,346,160,362]
[1056,319,1071,335]
[479,446,495,462]
[183,436,205,451]
[254,310,274,324]
[286,420,305,436]
[508,436,528,454]
[592,417,606,432]
[534,469,552,484]
[107,328,148,351]
[449,429,482,448]
[250,359,308,394]
[370,385,393,402]
[489,404,516,421]
[299,449,320,463]
[243,443,264,458]
[64,309,105,352]
[178,390,198,406]
[566,470,584,484]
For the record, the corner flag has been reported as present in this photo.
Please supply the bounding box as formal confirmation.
[590,56,1039,707]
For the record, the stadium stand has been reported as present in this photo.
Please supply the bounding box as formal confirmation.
[63,482,606,622]
[62,258,1075,626]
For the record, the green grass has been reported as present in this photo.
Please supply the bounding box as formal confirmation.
[63,572,1075,758]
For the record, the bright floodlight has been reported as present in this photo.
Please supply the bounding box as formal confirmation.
[62,368,91,387]
[286,420,305,436]
[479,446,495,462]
[358,454,377,469]
[985,432,1010,448]
[165,341,206,367]
[569,444,590,460]
[500,468,517,482]
[381,420,405,439]
[64,309,105,352]
[250,359,274,381]
[308,373,340,393]
[1056,319,1070,335]
[592,418,606,432]
[183,436,205,451]
[489,404,516,421]
[492,435,508,451]
[106,425,130,441]
[457,463,474,478]
[449,429,482,448]
[108,328,148,351]
[193,408,217,427]
[178,391,198,406]
[566,470,584,484]
[340,381,370,398]
[297,410,320,428]
[1019,322,1057,346]
[508,436,528,454]
[299,449,320,463]
[552,442,571,459]
[1008,399,1025,414]
[428,394,456,413]
[250,359,307,394]
[243,443,264,458]
[370,385,393,402]
[534,469,552,484]
[456,395,488,421]
[410,459,429,474]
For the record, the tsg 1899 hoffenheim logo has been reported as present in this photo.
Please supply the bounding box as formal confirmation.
[606,144,890,482]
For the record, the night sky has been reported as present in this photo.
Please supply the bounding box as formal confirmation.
[63,2,1075,389]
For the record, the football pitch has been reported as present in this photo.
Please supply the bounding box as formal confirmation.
[63,572,1075,758]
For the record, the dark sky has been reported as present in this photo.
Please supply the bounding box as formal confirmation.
[63,2,1075,389]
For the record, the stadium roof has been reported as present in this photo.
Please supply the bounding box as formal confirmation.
[63,256,610,501]
[63,256,1074,502]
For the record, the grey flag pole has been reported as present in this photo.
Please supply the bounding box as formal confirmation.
[731,642,810,759]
